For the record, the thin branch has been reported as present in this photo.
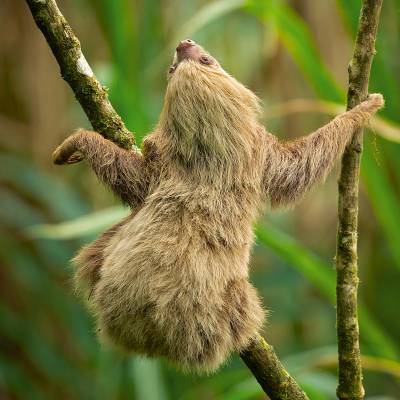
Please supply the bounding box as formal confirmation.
[25,0,308,398]
[335,1,383,399]
[240,335,309,400]
[25,0,136,150]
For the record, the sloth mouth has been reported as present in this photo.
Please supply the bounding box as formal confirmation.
[176,39,195,52]
[169,39,216,75]
[175,39,201,63]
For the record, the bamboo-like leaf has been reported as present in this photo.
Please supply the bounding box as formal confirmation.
[130,358,169,400]
[173,0,245,44]
[0,154,88,220]
[95,348,124,399]
[297,372,336,400]
[337,0,400,118]
[246,0,343,102]
[0,234,95,352]
[0,354,44,400]
[361,138,400,270]
[27,206,129,239]
[256,223,399,360]
[0,304,88,393]
[147,0,246,80]
[283,345,400,378]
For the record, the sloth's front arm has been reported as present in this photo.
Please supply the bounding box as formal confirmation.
[262,94,384,208]
[52,129,149,207]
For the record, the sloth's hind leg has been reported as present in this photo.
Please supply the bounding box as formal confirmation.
[158,302,232,374]
[223,278,265,351]
[156,280,265,374]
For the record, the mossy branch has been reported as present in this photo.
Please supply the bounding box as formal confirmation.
[335,1,383,399]
[25,0,308,398]
[25,0,136,150]
[240,335,309,400]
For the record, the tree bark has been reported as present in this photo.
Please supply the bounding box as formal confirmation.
[335,1,383,399]
[24,0,308,398]
[240,335,309,400]
[25,0,136,150]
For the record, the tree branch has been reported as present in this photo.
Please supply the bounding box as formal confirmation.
[25,0,308,398]
[240,334,309,400]
[335,1,383,399]
[25,0,136,150]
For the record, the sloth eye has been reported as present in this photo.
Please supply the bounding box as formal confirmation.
[200,55,213,65]
[169,64,177,74]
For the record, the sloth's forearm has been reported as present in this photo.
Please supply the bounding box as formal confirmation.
[60,130,146,206]
[264,94,383,207]
[79,131,147,205]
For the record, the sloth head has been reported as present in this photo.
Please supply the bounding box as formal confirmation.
[165,39,259,112]
[168,39,220,75]
[159,40,261,167]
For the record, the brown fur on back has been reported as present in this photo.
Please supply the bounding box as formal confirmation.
[60,51,384,374]
[74,212,136,294]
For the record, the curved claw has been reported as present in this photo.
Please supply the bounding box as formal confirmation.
[52,138,82,165]
[52,147,67,165]
[65,152,84,164]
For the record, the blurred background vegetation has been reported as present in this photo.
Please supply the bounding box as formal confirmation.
[1,0,400,398]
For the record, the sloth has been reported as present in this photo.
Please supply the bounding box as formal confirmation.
[53,39,384,374]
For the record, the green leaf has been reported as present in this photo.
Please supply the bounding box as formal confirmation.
[256,222,399,360]
[222,378,262,400]
[95,348,124,399]
[27,206,129,240]
[337,0,400,118]
[147,0,246,82]
[0,154,88,221]
[256,223,335,301]
[0,187,44,229]
[0,304,89,394]
[246,0,343,102]
[0,234,95,353]
[297,371,336,399]
[362,137,400,271]
[335,0,361,36]
[174,0,245,43]
[130,357,169,400]
[0,354,46,400]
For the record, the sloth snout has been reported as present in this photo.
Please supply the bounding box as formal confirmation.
[176,39,195,52]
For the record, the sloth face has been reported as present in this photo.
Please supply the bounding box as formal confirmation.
[162,40,261,141]
[168,39,220,75]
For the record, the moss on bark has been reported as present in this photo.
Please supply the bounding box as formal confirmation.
[240,334,309,400]
[26,0,136,150]
[336,1,383,399]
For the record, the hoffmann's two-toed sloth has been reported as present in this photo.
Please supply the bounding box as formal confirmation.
[53,39,384,373]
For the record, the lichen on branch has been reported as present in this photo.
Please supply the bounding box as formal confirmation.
[335,1,383,399]
[240,335,309,400]
[25,0,136,150]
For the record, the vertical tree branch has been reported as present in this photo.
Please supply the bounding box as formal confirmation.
[25,0,308,398]
[335,1,383,399]
[25,0,136,150]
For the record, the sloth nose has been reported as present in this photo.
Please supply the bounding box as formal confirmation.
[176,39,195,52]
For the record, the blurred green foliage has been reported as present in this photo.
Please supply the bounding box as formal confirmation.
[1,0,400,398]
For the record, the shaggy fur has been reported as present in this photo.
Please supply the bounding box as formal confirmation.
[53,41,384,374]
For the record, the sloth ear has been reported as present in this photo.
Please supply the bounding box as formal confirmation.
[199,55,218,67]
[200,55,212,65]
